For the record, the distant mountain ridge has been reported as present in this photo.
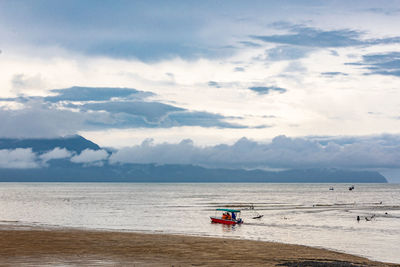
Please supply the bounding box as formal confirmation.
[0,135,100,153]
[0,161,388,183]
[0,135,388,183]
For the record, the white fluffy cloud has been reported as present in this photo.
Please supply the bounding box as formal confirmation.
[70,149,109,165]
[0,147,107,169]
[40,147,73,162]
[0,148,39,168]
[109,135,400,170]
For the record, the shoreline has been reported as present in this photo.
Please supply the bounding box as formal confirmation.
[0,224,397,266]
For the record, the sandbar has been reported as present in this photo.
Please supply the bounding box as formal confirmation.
[0,225,397,266]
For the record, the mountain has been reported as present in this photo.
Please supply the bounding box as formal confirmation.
[0,136,388,183]
[0,161,388,183]
[0,135,100,153]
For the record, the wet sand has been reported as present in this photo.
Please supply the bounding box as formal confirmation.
[0,225,397,266]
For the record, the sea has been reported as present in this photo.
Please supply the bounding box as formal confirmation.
[0,183,399,264]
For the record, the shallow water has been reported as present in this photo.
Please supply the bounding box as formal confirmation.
[0,183,399,263]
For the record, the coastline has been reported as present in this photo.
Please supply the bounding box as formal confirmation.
[0,225,396,266]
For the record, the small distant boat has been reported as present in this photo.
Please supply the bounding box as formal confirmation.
[210,208,243,225]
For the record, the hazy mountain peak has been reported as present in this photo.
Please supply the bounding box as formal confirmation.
[0,135,100,153]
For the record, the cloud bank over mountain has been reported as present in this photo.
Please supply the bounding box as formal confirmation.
[110,135,400,170]
[1,135,399,176]
[0,135,389,183]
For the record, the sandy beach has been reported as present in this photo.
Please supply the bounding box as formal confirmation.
[0,225,397,266]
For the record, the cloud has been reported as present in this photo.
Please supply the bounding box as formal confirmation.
[0,147,106,169]
[0,1,226,61]
[109,135,400,170]
[1,85,250,135]
[11,73,45,93]
[70,149,109,165]
[239,41,262,47]
[208,81,221,88]
[45,86,153,102]
[0,100,85,138]
[3,134,400,172]
[253,24,364,48]
[85,41,213,61]
[364,8,400,16]
[248,86,287,95]
[2,2,400,63]
[266,45,311,61]
[109,138,199,166]
[78,101,246,129]
[321,72,349,77]
[165,111,246,128]
[79,101,183,123]
[85,110,247,129]
[0,148,39,168]
[253,23,400,48]
[1,2,400,144]
[330,50,339,56]
[233,67,245,72]
[347,52,400,77]
[40,147,73,162]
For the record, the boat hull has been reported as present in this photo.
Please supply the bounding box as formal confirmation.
[210,217,242,225]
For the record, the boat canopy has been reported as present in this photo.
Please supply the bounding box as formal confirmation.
[216,208,241,213]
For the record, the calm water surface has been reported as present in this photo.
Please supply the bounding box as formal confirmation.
[0,183,399,263]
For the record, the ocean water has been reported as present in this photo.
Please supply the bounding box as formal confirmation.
[0,183,399,263]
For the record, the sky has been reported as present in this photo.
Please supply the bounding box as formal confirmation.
[1,0,400,181]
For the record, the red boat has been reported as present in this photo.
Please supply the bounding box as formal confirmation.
[210,208,243,225]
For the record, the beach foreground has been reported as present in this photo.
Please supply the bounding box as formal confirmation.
[0,225,396,267]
